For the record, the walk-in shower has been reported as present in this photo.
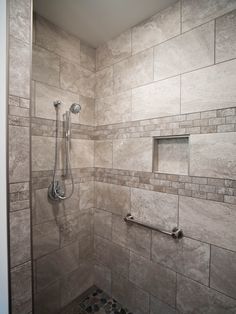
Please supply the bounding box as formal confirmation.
[48,100,81,201]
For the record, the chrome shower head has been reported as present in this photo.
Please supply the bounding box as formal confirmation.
[70,103,81,114]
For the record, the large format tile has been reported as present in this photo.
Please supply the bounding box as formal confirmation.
[60,262,93,307]
[112,214,151,259]
[60,59,95,98]
[154,22,214,80]
[33,220,60,259]
[177,275,236,313]
[129,252,176,306]
[36,242,79,291]
[94,236,130,278]
[79,181,94,210]
[95,182,130,216]
[10,0,31,44]
[80,42,96,72]
[189,133,236,180]
[95,91,131,126]
[96,29,131,70]
[113,138,153,172]
[179,196,236,251]
[70,139,94,168]
[32,136,55,171]
[9,126,29,183]
[132,77,180,121]
[132,2,180,54]
[152,233,210,285]
[11,262,32,314]
[10,209,31,267]
[9,36,31,98]
[94,209,112,240]
[79,95,95,126]
[34,82,80,123]
[211,246,236,299]
[182,0,236,32]
[95,140,113,168]
[32,45,60,87]
[181,59,236,114]
[94,264,111,295]
[150,295,177,314]
[95,67,113,98]
[112,272,150,314]
[113,48,153,93]
[216,10,236,63]
[131,188,178,230]
[35,14,80,64]
[35,281,60,314]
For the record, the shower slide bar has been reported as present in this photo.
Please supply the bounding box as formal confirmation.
[124,214,183,239]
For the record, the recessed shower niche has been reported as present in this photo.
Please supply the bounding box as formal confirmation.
[153,136,189,175]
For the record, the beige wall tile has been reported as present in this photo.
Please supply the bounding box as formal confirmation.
[94,209,112,240]
[96,29,131,70]
[60,59,95,98]
[131,188,178,230]
[79,181,94,210]
[112,214,151,259]
[80,42,96,72]
[96,91,131,126]
[9,0,31,44]
[177,275,236,313]
[112,272,150,314]
[79,95,95,126]
[114,48,153,93]
[9,36,30,98]
[11,262,32,314]
[132,77,180,121]
[132,2,180,54]
[113,138,153,172]
[179,196,236,251]
[70,139,94,168]
[152,233,210,285]
[95,182,130,216]
[32,45,60,87]
[182,0,236,32]
[34,281,60,314]
[129,252,176,306]
[95,140,113,168]
[181,59,236,114]
[216,10,236,63]
[94,264,111,295]
[150,295,176,314]
[95,67,113,98]
[32,136,55,171]
[154,22,214,80]
[9,126,29,183]
[34,82,80,123]
[35,14,80,64]
[211,246,236,299]
[189,133,236,180]
[10,209,31,267]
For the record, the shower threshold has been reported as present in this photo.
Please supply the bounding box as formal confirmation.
[60,286,133,314]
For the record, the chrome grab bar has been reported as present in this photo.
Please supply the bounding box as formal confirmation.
[124,214,183,239]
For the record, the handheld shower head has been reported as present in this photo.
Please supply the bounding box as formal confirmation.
[70,103,81,114]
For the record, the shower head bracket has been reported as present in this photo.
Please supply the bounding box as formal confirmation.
[53,100,61,108]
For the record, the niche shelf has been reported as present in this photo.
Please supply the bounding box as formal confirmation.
[153,136,189,175]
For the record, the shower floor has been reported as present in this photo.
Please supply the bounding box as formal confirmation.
[60,286,133,314]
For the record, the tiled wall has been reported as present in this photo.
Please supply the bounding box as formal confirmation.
[8,0,33,313]
[94,1,236,313]
[31,14,95,313]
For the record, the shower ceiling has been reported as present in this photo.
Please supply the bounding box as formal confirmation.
[34,0,177,47]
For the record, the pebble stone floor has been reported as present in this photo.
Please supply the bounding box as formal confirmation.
[61,287,133,314]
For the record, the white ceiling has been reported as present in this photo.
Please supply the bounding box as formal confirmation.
[34,0,177,47]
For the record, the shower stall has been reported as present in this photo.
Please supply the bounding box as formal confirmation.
[6,0,236,313]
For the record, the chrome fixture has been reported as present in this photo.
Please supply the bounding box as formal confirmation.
[48,100,81,201]
[124,214,183,239]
